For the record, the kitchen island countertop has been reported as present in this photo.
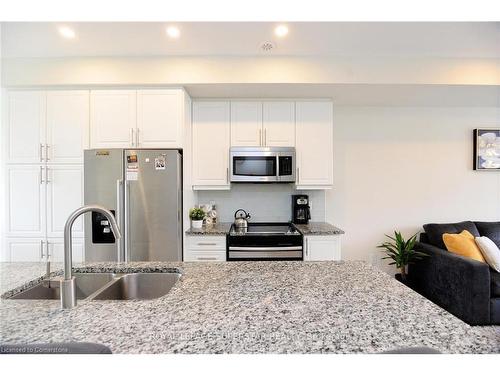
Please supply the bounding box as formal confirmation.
[0,261,498,354]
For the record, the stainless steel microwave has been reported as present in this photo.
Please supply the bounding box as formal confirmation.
[230,147,296,183]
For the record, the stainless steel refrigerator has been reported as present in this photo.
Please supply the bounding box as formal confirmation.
[84,149,182,262]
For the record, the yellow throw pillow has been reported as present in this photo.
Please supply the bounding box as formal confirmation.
[442,230,485,263]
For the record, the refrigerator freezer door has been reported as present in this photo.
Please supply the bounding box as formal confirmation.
[84,149,124,262]
[124,149,182,261]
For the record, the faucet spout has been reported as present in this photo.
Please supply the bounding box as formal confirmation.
[61,205,121,309]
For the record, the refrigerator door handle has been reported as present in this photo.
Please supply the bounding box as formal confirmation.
[116,179,123,262]
[124,180,130,262]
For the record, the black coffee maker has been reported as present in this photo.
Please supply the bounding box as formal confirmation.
[292,194,311,224]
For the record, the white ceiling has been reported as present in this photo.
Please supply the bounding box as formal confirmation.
[2,22,499,58]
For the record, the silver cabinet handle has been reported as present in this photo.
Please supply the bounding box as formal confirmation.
[264,128,267,146]
[130,128,135,147]
[297,167,300,183]
[259,129,262,146]
[45,166,51,184]
[226,167,229,184]
[46,241,50,260]
[39,144,44,162]
[197,242,217,246]
[39,166,44,184]
[197,257,217,261]
[45,144,50,161]
[305,238,309,258]
[136,128,140,147]
[40,240,44,259]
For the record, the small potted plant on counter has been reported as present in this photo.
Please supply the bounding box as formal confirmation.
[377,231,429,286]
[189,207,206,229]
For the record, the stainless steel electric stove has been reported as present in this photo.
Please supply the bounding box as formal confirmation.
[227,222,303,261]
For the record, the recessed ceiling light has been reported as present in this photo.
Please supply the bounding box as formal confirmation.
[274,25,288,38]
[58,26,75,39]
[166,26,180,39]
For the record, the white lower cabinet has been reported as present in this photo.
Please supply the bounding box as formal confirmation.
[304,235,341,261]
[46,165,84,237]
[3,238,84,262]
[184,236,226,261]
[4,238,45,262]
[5,165,45,237]
[47,238,84,263]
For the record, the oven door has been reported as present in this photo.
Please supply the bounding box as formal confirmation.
[230,150,278,182]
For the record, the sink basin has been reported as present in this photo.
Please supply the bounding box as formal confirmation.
[91,273,180,300]
[8,272,180,301]
[9,273,117,300]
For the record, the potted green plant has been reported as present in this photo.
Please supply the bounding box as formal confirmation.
[377,231,429,285]
[189,207,206,229]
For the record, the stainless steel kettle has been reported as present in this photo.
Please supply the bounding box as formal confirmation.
[234,209,251,229]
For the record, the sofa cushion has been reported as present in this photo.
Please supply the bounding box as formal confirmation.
[423,221,480,249]
[475,222,500,249]
[475,236,500,272]
[491,272,500,297]
[442,230,486,263]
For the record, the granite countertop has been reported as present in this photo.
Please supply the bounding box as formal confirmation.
[0,261,498,354]
[186,222,344,236]
[185,222,232,236]
[294,222,345,235]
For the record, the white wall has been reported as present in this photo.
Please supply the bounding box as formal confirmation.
[197,185,325,223]
[327,106,500,271]
[3,56,499,87]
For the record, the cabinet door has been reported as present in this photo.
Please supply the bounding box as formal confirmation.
[46,91,89,163]
[230,101,263,146]
[305,236,341,261]
[137,89,183,148]
[7,91,46,164]
[6,165,45,237]
[90,90,136,148]
[48,239,84,263]
[295,101,333,188]
[263,101,295,147]
[192,101,231,189]
[46,165,84,238]
[5,238,45,262]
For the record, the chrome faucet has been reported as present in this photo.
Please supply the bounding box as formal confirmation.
[60,205,121,309]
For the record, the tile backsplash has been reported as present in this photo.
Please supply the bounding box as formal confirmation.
[197,184,325,223]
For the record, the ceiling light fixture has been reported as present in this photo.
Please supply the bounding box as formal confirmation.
[58,26,76,39]
[166,26,180,39]
[274,25,289,38]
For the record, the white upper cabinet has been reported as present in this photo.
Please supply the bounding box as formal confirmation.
[263,101,295,147]
[46,91,89,163]
[46,165,84,238]
[6,165,45,237]
[136,89,184,148]
[192,101,231,189]
[7,91,46,164]
[230,101,263,147]
[295,101,333,189]
[90,90,137,148]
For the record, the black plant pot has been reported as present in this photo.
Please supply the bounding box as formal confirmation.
[395,273,411,287]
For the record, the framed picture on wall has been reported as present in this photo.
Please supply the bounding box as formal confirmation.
[474,128,500,171]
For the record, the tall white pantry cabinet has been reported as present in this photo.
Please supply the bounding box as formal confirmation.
[3,90,87,262]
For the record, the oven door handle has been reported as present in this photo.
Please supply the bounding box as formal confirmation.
[228,246,303,251]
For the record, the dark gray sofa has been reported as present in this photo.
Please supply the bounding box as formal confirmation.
[408,221,500,326]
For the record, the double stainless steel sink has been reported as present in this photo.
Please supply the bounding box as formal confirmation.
[9,272,180,301]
